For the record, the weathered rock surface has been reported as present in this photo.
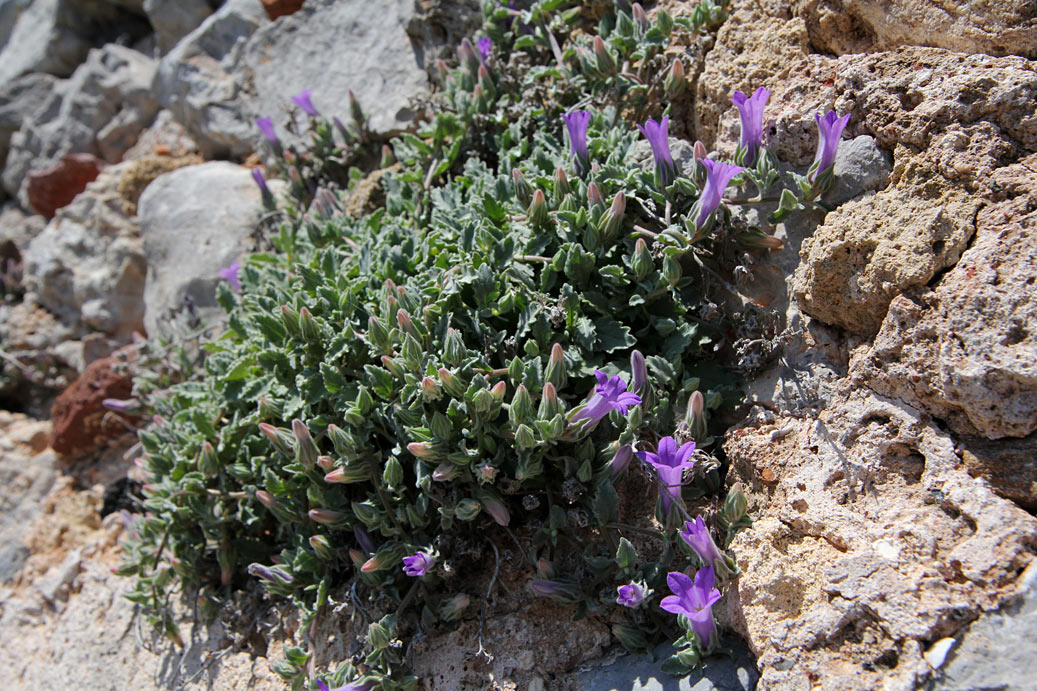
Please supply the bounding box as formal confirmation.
[48,350,136,457]
[850,156,1037,439]
[723,389,1037,690]
[151,0,270,158]
[122,108,201,159]
[0,0,150,86]
[0,412,56,583]
[2,43,159,204]
[138,161,265,335]
[0,201,46,254]
[143,0,214,54]
[22,161,147,340]
[823,135,891,207]
[792,0,1037,60]
[25,152,106,219]
[0,73,57,176]
[578,642,759,691]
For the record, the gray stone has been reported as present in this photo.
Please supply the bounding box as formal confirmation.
[22,161,147,340]
[35,548,81,603]
[0,544,29,582]
[0,74,57,174]
[143,0,214,54]
[824,135,892,207]
[0,440,56,583]
[0,201,47,253]
[138,161,265,336]
[632,137,697,180]
[0,0,150,85]
[578,642,759,691]
[2,44,159,203]
[151,0,269,158]
[937,561,1037,690]
[240,0,434,145]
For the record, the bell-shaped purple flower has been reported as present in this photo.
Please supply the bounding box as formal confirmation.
[563,111,591,176]
[660,567,722,648]
[637,436,696,516]
[316,679,377,691]
[616,582,646,608]
[637,115,676,188]
[694,159,744,229]
[218,261,241,292]
[730,87,769,166]
[570,370,642,427]
[256,116,278,145]
[251,167,270,195]
[811,110,851,181]
[402,550,435,577]
[477,36,492,63]
[292,89,319,117]
[680,516,724,567]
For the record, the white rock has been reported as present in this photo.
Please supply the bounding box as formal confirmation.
[143,0,214,54]
[138,161,266,336]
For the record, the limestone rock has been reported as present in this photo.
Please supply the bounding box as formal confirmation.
[22,162,147,340]
[850,156,1037,438]
[49,351,136,457]
[25,153,106,219]
[794,151,980,336]
[2,44,159,203]
[0,0,150,86]
[958,434,1037,513]
[138,161,265,336]
[240,0,435,145]
[0,201,46,254]
[0,411,56,583]
[122,108,201,159]
[143,0,214,54]
[792,0,1037,59]
[0,73,57,175]
[151,0,270,158]
[723,388,1037,690]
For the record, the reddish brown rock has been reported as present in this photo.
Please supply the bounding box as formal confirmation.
[49,352,136,458]
[261,0,305,20]
[26,154,106,219]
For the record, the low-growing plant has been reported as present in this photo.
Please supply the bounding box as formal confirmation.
[119,1,848,688]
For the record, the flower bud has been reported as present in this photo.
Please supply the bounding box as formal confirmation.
[309,535,335,560]
[536,558,555,579]
[433,462,460,482]
[368,621,391,649]
[610,444,635,479]
[367,315,390,352]
[587,181,603,208]
[383,456,404,488]
[477,64,495,100]
[478,490,511,526]
[443,327,466,366]
[632,238,653,281]
[694,139,708,162]
[361,548,398,573]
[308,508,345,526]
[292,419,318,469]
[355,526,376,554]
[685,390,707,441]
[598,190,626,242]
[527,188,549,226]
[554,167,571,199]
[509,384,534,425]
[663,254,682,288]
[381,144,396,168]
[407,441,437,460]
[257,396,283,420]
[279,304,300,337]
[512,168,532,209]
[724,482,749,523]
[258,423,294,456]
[198,441,219,476]
[630,349,648,395]
[593,36,616,75]
[632,3,648,29]
[537,382,561,420]
[316,455,335,471]
[421,376,442,402]
[438,367,467,398]
[248,563,293,587]
[529,579,581,603]
[348,89,365,131]
[664,58,686,99]
[455,497,482,521]
[217,543,234,585]
[326,424,353,457]
[298,307,319,341]
[255,490,277,509]
[514,423,536,450]
[544,343,567,390]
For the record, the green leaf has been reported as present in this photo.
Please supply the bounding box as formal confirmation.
[592,481,619,525]
[594,315,635,352]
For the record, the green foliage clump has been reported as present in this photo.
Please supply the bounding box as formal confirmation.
[116,1,789,688]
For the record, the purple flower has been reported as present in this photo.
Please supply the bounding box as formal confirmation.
[616,582,645,608]
[637,115,676,187]
[660,567,722,648]
[571,370,642,426]
[316,679,376,691]
[477,36,492,63]
[680,516,724,567]
[694,159,744,229]
[563,111,591,176]
[218,261,242,293]
[102,398,135,413]
[354,525,376,555]
[247,563,293,586]
[811,110,851,181]
[730,87,769,166]
[255,116,278,144]
[402,550,435,576]
[637,436,696,516]
[251,167,269,195]
[292,89,319,117]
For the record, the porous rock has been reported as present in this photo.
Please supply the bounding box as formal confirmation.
[723,387,1037,691]
[151,0,270,158]
[138,161,265,336]
[2,43,159,203]
[793,152,980,336]
[25,153,106,219]
[143,0,214,54]
[49,351,136,457]
[792,0,1037,60]
[22,161,147,340]
[850,155,1037,439]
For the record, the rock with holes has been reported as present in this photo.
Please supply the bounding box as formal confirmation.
[850,154,1037,439]
[793,150,980,336]
[793,0,1037,60]
[723,387,1037,691]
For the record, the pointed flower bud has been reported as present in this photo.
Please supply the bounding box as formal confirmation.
[292,89,319,117]
[632,3,648,29]
[348,89,365,130]
[685,390,707,440]
[665,58,686,100]
[258,423,294,456]
[544,343,567,390]
[316,455,335,471]
[408,442,436,459]
[632,238,654,281]
[723,482,749,524]
[248,563,293,587]
[298,306,319,341]
[527,188,549,226]
[610,443,635,479]
[255,490,278,509]
[198,441,219,476]
[587,181,603,208]
[509,384,534,425]
[562,111,591,177]
[308,508,345,526]
[593,36,616,75]
[598,190,626,242]
[479,490,511,526]
[421,376,442,402]
[256,116,279,145]
[382,456,404,488]
[292,419,318,469]
[257,396,282,419]
[538,382,562,420]
[554,167,571,199]
[529,579,581,603]
[309,535,335,561]
[638,115,676,189]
